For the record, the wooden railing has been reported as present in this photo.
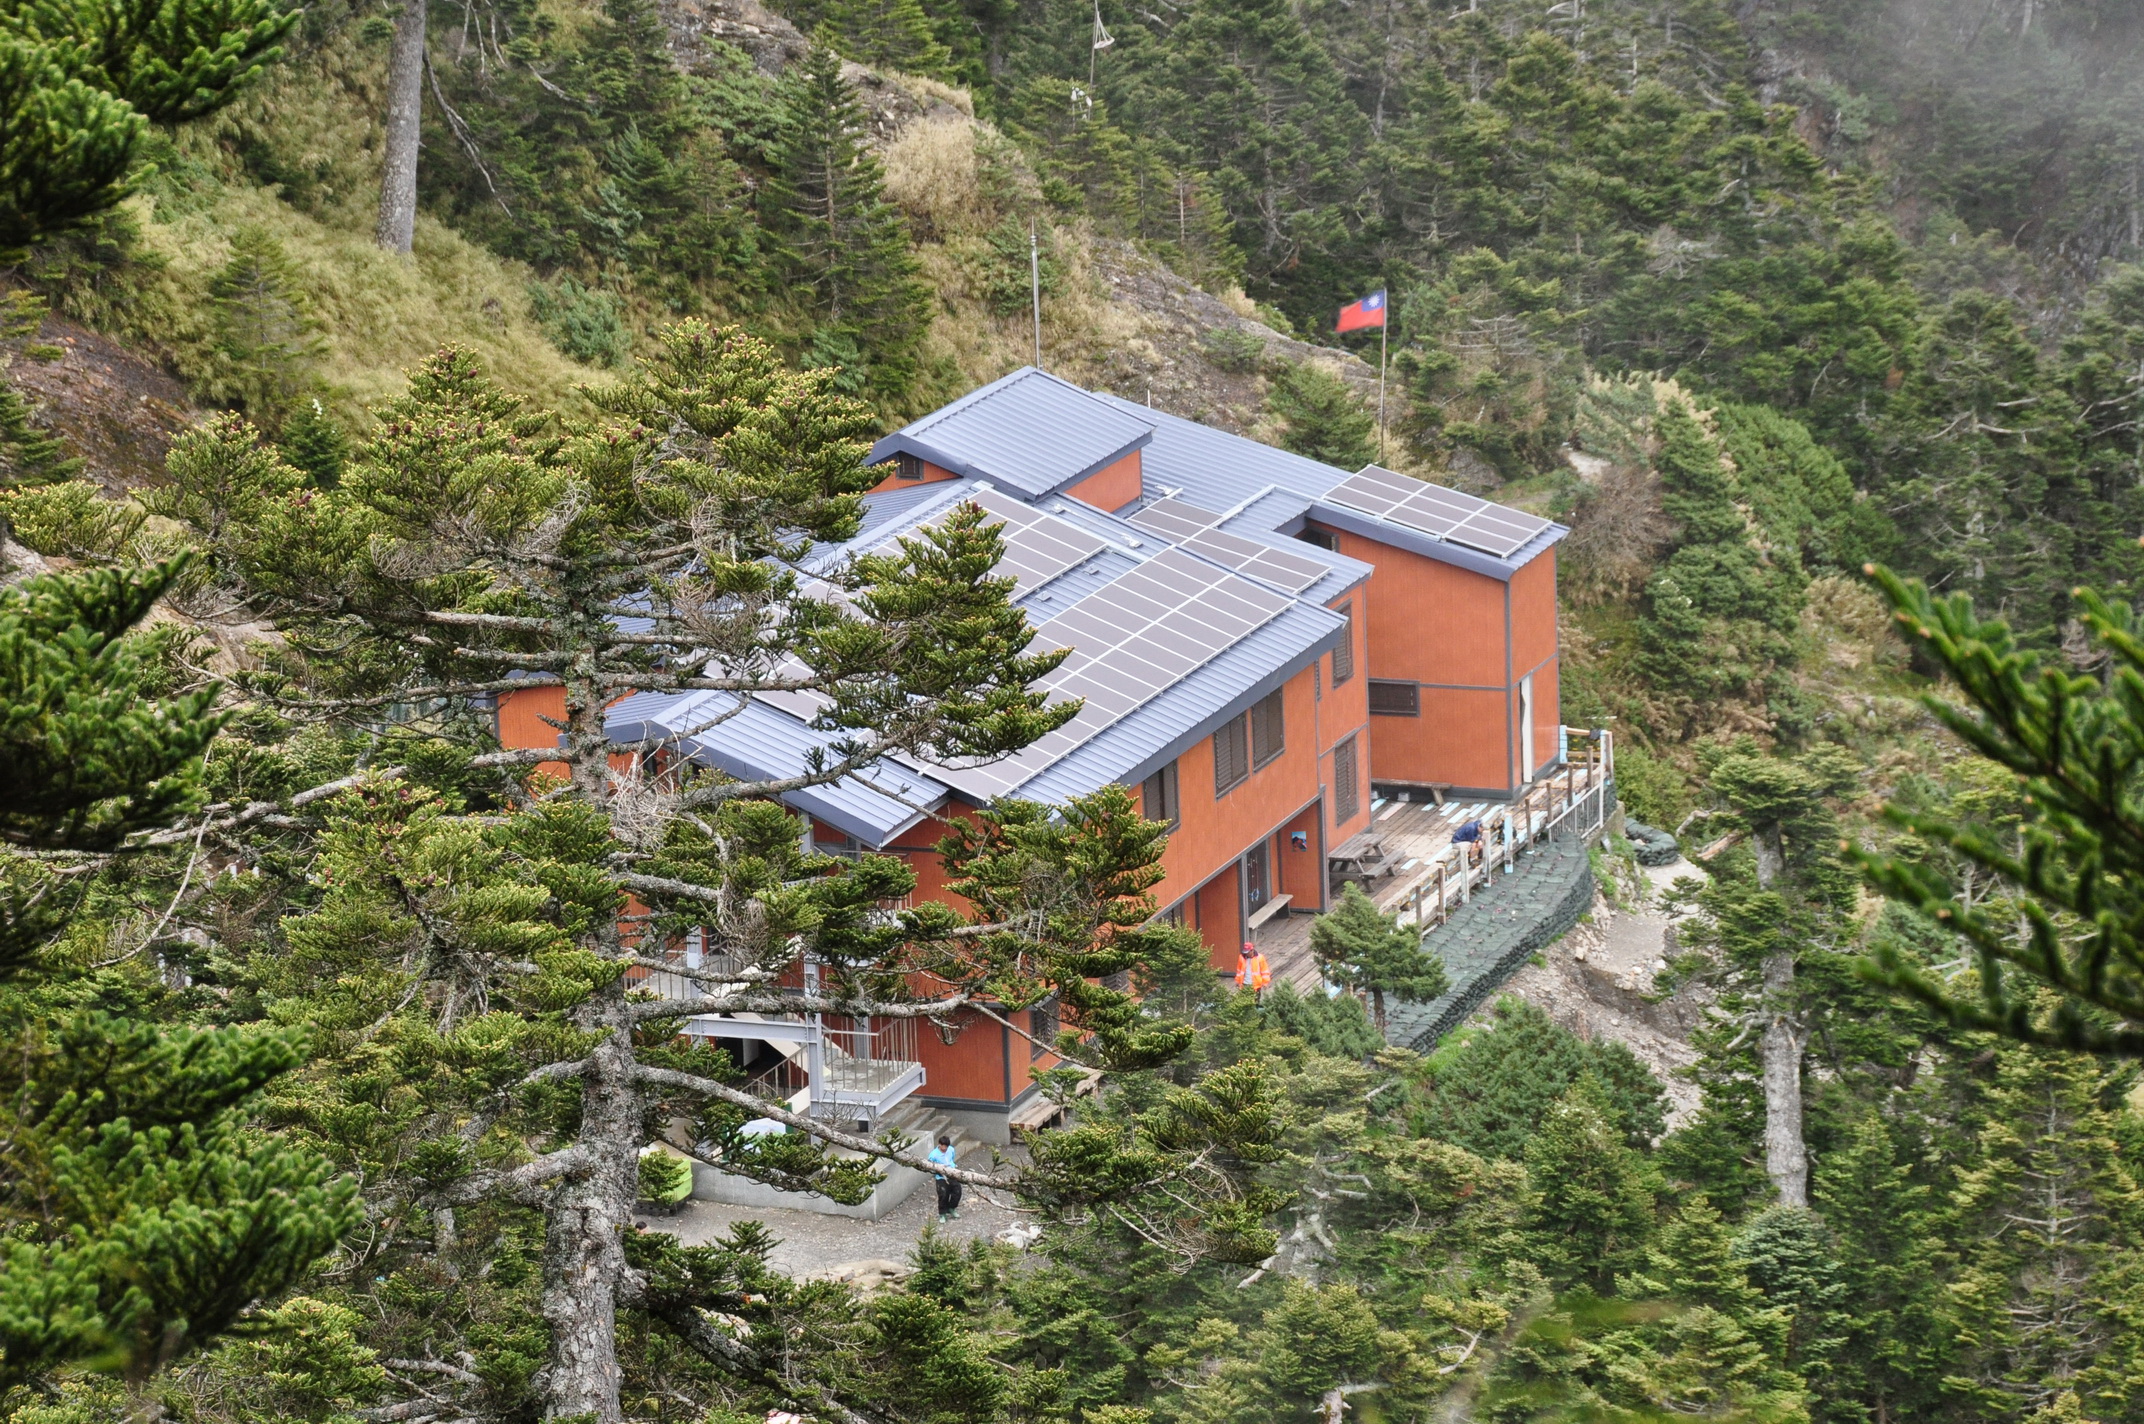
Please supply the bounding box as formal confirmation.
[1394,727,1614,934]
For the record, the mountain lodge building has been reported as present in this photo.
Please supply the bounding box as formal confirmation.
[496,367,1568,1152]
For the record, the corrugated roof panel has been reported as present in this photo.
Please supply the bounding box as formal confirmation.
[1096,392,1567,581]
[856,479,967,540]
[603,690,949,848]
[868,369,1154,498]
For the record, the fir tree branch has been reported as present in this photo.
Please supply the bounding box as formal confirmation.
[624,993,972,1023]
[632,1065,1015,1188]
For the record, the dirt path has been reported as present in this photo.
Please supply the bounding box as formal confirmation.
[1499,859,1710,1128]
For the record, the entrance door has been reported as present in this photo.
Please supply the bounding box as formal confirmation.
[1520,673,1536,782]
[1245,840,1270,911]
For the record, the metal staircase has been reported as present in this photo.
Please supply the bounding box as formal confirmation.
[638,953,927,1131]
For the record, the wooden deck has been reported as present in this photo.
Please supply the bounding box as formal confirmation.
[1259,738,1612,991]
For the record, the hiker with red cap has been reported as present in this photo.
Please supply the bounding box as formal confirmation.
[1237,941,1271,1000]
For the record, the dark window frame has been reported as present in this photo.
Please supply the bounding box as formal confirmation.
[892,451,925,480]
[1331,601,1355,685]
[1214,713,1249,794]
[1334,735,1360,823]
[1250,690,1285,768]
[1142,760,1181,829]
[1029,993,1059,1059]
[1368,679,1420,716]
[1297,525,1338,551]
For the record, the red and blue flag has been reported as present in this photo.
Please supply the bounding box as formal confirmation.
[1335,288,1387,334]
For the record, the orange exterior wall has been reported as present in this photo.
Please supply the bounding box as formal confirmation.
[913,1008,1013,1104]
[1062,448,1142,513]
[1192,865,1243,968]
[1320,526,1559,795]
[1320,591,1373,848]
[497,684,641,781]
[498,684,566,760]
[867,457,961,494]
[1507,549,1561,783]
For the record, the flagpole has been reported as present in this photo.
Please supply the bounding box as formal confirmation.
[1377,301,1388,464]
[1031,220,1043,371]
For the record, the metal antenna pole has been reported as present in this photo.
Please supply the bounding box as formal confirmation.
[1377,310,1388,463]
[1031,219,1043,370]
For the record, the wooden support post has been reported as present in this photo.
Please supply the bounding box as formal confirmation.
[1435,863,1446,922]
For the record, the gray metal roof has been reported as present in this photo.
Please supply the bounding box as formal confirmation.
[606,689,950,847]
[1096,393,1566,582]
[594,376,1557,836]
[1126,486,1372,606]
[868,368,1153,499]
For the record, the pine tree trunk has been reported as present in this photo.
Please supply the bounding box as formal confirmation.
[1752,824,1808,1208]
[1372,986,1386,1032]
[376,0,427,254]
[537,1006,642,1423]
[534,675,646,1423]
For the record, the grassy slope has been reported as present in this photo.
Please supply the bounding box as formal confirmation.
[51,21,609,428]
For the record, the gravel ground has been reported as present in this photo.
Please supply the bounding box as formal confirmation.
[1498,859,1708,1128]
[635,1142,1033,1283]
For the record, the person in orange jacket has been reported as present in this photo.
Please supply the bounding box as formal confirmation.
[1237,940,1271,999]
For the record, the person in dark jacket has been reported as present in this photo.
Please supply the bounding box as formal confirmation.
[928,1134,962,1221]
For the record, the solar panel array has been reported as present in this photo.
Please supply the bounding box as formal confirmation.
[1128,497,1222,541]
[928,545,1294,798]
[962,484,1108,593]
[1323,465,1550,559]
[1129,497,1332,593]
[759,486,1107,724]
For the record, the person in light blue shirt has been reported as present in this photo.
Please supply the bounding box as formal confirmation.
[928,1135,962,1221]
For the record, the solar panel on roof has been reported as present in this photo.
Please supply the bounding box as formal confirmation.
[1128,497,1223,541]
[941,485,1107,593]
[1177,526,1330,593]
[923,542,1294,796]
[1324,467,1550,559]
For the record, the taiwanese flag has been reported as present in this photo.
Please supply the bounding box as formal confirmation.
[1335,288,1387,334]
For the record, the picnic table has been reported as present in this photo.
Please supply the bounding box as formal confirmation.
[1327,832,1393,891]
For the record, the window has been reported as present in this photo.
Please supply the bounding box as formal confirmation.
[1368,679,1420,716]
[1331,601,1354,684]
[1214,714,1249,794]
[892,451,925,480]
[1297,525,1338,551]
[1029,994,1059,1059]
[1250,690,1285,768]
[1141,761,1180,828]
[1334,736,1360,823]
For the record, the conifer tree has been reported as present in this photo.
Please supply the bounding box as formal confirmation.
[1808,1110,1955,1423]
[202,225,322,424]
[1267,361,1377,471]
[1520,1072,1658,1293]
[1415,997,1666,1160]
[0,381,79,490]
[1310,880,1444,1030]
[1860,571,2144,1053]
[1944,1040,2144,1417]
[765,46,932,409]
[277,396,349,486]
[1636,399,1806,738]
[1676,747,1858,1208]
[822,0,951,76]
[150,324,1249,1424]
[0,0,296,251]
[0,561,353,1395]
